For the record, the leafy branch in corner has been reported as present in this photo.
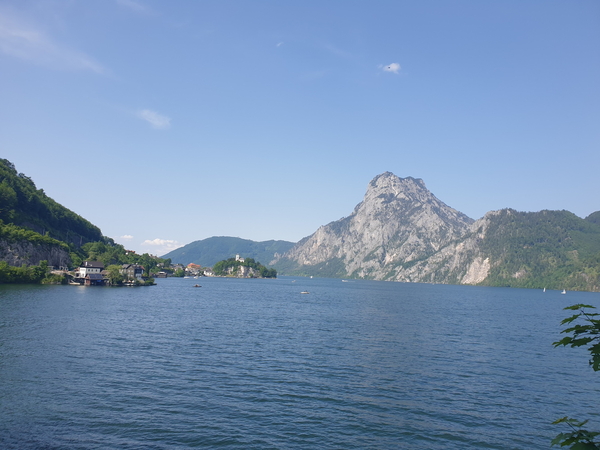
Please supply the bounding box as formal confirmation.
[552,417,600,449]
[554,304,600,371]
[552,304,600,449]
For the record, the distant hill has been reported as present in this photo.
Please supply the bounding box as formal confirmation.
[586,211,600,226]
[162,236,295,267]
[0,159,103,246]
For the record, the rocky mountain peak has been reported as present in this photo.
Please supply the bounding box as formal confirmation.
[369,172,425,190]
[354,172,472,227]
[360,173,426,211]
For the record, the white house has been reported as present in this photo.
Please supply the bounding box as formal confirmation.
[76,261,104,278]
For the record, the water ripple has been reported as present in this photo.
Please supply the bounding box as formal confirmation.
[1,279,598,449]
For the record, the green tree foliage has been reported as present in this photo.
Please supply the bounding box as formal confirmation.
[41,272,68,285]
[552,304,600,449]
[586,212,600,227]
[0,220,69,250]
[0,260,48,284]
[106,264,124,285]
[0,180,17,220]
[212,257,277,278]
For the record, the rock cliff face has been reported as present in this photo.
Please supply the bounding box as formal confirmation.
[383,211,498,283]
[274,172,475,281]
[226,266,261,278]
[0,239,71,268]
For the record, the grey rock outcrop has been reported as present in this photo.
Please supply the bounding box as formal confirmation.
[227,265,260,278]
[386,211,499,283]
[0,239,71,268]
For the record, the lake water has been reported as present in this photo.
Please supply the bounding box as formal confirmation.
[1,277,599,449]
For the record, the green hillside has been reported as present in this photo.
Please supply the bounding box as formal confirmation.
[0,159,103,246]
[586,211,600,226]
[162,236,295,267]
[481,209,600,291]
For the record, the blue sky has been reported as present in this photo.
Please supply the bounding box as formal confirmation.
[1,0,598,256]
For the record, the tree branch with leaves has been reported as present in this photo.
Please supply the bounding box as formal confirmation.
[552,304,600,449]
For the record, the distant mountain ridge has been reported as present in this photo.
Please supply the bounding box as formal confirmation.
[2,158,598,291]
[272,172,600,291]
[162,236,294,267]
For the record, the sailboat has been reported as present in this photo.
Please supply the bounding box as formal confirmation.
[543,288,546,293]
[561,289,566,294]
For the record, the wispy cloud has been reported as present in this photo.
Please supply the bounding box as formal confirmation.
[276,42,284,48]
[121,234,134,240]
[136,109,171,129]
[142,238,183,256]
[115,0,153,15]
[380,63,401,74]
[0,6,105,73]
[323,43,353,59]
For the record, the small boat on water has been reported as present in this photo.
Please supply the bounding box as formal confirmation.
[561,289,566,294]
[194,284,201,288]
[300,291,309,294]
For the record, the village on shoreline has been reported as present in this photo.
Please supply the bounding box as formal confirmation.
[63,254,274,286]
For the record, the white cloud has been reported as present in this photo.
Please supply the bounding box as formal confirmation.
[381,62,401,74]
[0,7,105,73]
[137,109,171,129]
[142,238,183,256]
[121,235,134,240]
[276,42,283,47]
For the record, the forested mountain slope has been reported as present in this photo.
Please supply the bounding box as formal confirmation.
[475,209,600,290]
[0,159,102,246]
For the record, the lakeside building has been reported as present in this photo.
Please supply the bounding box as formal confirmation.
[120,264,145,281]
[74,261,105,285]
